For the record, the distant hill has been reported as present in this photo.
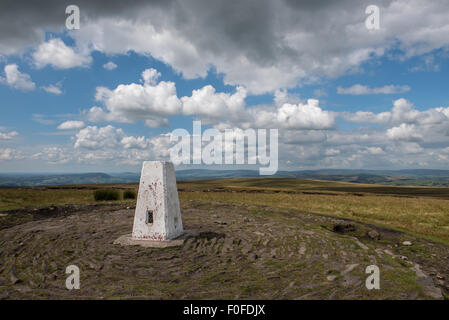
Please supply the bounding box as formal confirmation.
[0,172,136,187]
[1,169,449,187]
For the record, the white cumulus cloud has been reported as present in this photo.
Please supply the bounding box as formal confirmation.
[0,64,35,91]
[74,125,125,150]
[42,84,62,95]
[274,99,335,130]
[0,148,21,161]
[32,38,92,69]
[0,130,18,140]
[85,68,335,131]
[121,136,148,149]
[181,85,247,123]
[57,121,86,130]
[387,123,422,141]
[103,61,117,70]
[86,68,182,127]
[343,98,449,126]
[337,84,411,95]
[248,99,335,130]
[74,125,152,151]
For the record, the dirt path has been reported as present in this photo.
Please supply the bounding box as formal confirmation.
[0,200,447,299]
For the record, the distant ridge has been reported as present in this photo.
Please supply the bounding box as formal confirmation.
[1,169,449,187]
[0,172,134,187]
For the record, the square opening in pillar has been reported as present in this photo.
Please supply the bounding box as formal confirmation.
[146,210,153,224]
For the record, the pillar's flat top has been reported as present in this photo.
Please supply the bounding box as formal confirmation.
[142,160,173,164]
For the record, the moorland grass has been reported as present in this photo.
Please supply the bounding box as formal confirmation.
[123,190,137,200]
[94,189,120,201]
[0,188,94,211]
[1,178,448,244]
[179,190,449,244]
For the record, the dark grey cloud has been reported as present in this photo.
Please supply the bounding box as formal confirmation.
[0,0,169,53]
[1,0,449,93]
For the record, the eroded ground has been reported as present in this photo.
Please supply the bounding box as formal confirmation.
[0,200,448,299]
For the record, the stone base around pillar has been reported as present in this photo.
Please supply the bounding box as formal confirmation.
[113,230,196,248]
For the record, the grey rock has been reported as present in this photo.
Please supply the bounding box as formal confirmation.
[342,263,359,275]
[367,230,380,240]
[9,271,20,285]
[326,275,338,281]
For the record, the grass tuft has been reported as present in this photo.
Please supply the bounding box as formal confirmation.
[123,190,136,200]
[94,189,120,201]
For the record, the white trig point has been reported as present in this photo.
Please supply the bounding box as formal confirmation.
[132,161,183,240]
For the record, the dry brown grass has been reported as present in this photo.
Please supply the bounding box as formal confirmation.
[0,188,94,211]
[1,178,448,244]
[0,186,138,211]
[179,191,449,244]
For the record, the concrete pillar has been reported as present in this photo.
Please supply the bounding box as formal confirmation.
[132,161,183,240]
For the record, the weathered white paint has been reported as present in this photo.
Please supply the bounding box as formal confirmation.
[132,161,183,240]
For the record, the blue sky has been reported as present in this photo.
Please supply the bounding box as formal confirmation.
[1,0,449,173]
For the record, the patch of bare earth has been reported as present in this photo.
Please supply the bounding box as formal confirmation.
[0,200,448,299]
